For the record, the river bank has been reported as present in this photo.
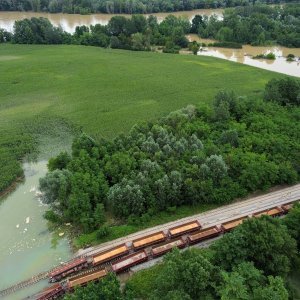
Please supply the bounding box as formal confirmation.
[0,8,223,33]
[0,161,72,299]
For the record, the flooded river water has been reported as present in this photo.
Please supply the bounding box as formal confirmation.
[186,35,300,77]
[0,9,223,33]
[0,161,72,300]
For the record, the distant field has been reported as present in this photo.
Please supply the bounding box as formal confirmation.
[0,44,284,192]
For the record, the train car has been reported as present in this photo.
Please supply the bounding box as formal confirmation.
[92,244,129,266]
[151,238,186,257]
[67,268,107,290]
[132,231,167,250]
[221,216,248,232]
[168,220,201,238]
[112,250,148,273]
[36,283,64,300]
[187,226,220,244]
[253,206,283,218]
[49,257,88,282]
[282,201,299,214]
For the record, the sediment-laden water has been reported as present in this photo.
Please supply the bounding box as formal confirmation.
[0,9,223,33]
[186,35,300,77]
[0,161,72,299]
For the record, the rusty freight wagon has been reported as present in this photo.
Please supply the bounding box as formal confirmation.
[282,201,299,214]
[253,206,283,218]
[36,283,64,300]
[67,269,107,290]
[49,257,88,282]
[132,231,167,250]
[221,217,248,232]
[168,220,201,238]
[151,238,186,257]
[187,226,220,244]
[112,250,148,273]
[92,244,129,266]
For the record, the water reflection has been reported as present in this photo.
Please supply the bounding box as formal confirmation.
[185,35,300,77]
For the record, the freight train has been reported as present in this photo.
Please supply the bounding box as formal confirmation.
[36,200,298,300]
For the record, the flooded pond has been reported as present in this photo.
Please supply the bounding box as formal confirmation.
[0,161,72,300]
[0,9,223,33]
[186,34,300,77]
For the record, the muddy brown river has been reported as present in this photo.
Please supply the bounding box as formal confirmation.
[0,9,223,33]
[186,35,300,77]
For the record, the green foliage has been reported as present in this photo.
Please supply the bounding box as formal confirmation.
[188,41,200,55]
[148,248,220,300]
[264,78,300,106]
[0,44,277,194]
[199,4,300,48]
[7,15,189,51]
[212,216,297,277]
[253,53,276,60]
[40,87,300,233]
[209,41,243,49]
[283,203,300,249]
[48,151,71,171]
[0,0,296,14]
[64,272,123,300]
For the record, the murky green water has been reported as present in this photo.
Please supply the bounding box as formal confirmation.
[0,161,72,300]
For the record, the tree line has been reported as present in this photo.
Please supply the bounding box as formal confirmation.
[1,3,299,52]
[1,4,299,54]
[197,3,300,47]
[39,78,300,234]
[63,204,300,299]
[0,0,295,15]
[1,15,192,53]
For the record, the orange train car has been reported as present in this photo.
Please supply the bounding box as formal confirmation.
[112,250,148,273]
[187,226,221,244]
[282,200,299,214]
[36,283,64,300]
[221,216,248,232]
[151,238,186,257]
[92,244,129,266]
[168,220,201,238]
[132,231,167,250]
[253,206,283,218]
[49,257,88,282]
[67,268,107,290]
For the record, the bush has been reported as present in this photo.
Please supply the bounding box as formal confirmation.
[264,78,300,106]
[210,41,242,49]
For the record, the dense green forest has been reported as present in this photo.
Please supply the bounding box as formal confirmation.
[63,205,300,299]
[198,4,300,47]
[39,78,300,235]
[1,4,299,53]
[0,0,296,14]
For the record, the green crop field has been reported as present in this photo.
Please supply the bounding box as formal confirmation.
[0,44,284,192]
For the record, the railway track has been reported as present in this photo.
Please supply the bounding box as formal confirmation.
[1,183,300,298]
[78,183,300,257]
[0,271,49,298]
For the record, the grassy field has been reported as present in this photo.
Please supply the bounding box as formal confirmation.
[0,44,284,193]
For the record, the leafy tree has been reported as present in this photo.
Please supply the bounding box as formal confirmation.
[264,78,300,106]
[283,203,300,249]
[151,249,220,299]
[213,216,297,277]
[252,276,289,300]
[48,151,71,171]
[64,273,123,300]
